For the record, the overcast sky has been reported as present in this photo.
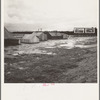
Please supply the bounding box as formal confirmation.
[4,0,98,31]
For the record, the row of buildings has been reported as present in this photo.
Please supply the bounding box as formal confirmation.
[4,28,69,46]
[74,27,97,34]
[4,27,97,46]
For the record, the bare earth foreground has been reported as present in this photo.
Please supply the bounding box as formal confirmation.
[4,37,97,83]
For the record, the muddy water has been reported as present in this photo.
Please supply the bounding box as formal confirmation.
[5,37,97,55]
[4,36,97,83]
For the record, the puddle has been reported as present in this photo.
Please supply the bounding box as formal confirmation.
[6,37,96,55]
[45,47,55,48]
[18,67,28,70]
[13,49,56,55]
[75,44,97,48]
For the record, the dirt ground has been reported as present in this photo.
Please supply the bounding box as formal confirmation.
[4,36,97,83]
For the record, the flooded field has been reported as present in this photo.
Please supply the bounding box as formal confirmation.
[4,36,97,83]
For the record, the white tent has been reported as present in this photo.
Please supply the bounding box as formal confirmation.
[21,34,40,43]
[21,32,47,43]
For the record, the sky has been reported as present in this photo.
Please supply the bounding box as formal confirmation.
[4,0,98,31]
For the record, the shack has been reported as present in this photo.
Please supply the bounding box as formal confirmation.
[47,31,63,39]
[62,33,69,39]
[4,27,20,46]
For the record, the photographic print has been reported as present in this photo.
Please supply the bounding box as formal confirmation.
[4,0,98,83]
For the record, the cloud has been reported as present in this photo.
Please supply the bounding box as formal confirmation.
[4,0,98,31]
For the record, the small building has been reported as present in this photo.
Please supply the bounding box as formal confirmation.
[74,27,97,34]
[47,31,63,39]
[36,32,47,41]
[43,31,52,39]
[74,27,84,33]
[85,27,96,33]
[43,31,69,39]
[62,33,69,39]
[4,27,20,46]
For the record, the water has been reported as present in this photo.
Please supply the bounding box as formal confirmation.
[5,37,97,55]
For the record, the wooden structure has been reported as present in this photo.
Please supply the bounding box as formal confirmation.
[4,27,20,46]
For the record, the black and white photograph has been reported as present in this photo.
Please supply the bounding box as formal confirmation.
[4,0,98,83]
